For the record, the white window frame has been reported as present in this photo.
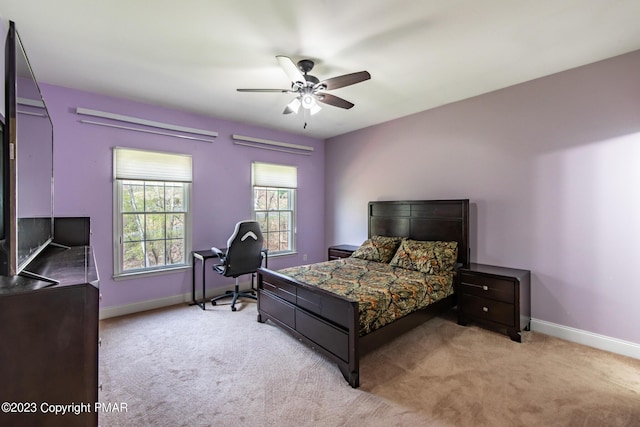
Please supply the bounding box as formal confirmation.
[113,147,192,278]
[251,162,297,256]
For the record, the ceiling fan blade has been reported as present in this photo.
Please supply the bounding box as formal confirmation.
[276,55,305,85]
[315,93,354,109]
[236,88,292,93]
[318,71,371,90]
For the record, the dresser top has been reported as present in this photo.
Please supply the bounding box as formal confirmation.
[0,246,98,295]
[463,262,530,279]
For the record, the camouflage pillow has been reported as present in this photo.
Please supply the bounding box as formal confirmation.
[389,240,458,274]
[350,235,403,263]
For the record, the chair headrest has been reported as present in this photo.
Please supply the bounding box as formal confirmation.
[227,220,263,248]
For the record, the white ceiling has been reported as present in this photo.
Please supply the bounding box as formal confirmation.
[1,0,639,139]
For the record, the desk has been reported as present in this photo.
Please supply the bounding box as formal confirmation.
[190,248,268,310]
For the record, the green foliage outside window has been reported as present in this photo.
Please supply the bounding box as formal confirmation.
[253,186,294,254]
[121,180,186,272]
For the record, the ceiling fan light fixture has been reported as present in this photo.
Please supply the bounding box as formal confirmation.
[310,103,322,115]
[301,93,316,109]
[284,97,301,114]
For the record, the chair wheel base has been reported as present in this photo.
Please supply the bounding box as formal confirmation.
[210,287,256,311]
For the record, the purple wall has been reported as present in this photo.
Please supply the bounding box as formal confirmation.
[39,84,325,310]
[325,50,640,345]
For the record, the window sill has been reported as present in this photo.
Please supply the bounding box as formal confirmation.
[266,251,297,259]
[113,264,191,281]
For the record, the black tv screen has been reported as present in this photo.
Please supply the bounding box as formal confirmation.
[1,21,54,277]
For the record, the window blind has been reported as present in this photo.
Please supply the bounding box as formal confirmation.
[252,162,297,188]
[114,147,192,182]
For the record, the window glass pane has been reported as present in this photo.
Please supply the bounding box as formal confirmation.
[145,182,165,212]
[166,183,185,212]
[266,189,279,210]
[167,239,184,264]
[122,181,145,212]
[123,214,144,242]
[279,189,291,210]
[255,212,267,231]
[145,241,166,267]
[278,231,289,251]
[146,214,166,240]
[254,188,266,210]
[166,213,184,239]
[279,211,291,231]
[123,242,145,270]
[267,232,280,252]
[267,212,279,232]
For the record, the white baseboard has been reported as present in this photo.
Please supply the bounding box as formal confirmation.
[531,318,640,360]
[99,281,254,320]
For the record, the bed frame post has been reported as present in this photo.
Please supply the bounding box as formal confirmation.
[344,300,359,388]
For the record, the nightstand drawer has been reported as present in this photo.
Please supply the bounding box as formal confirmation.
[328,245,359,260]
[459,273,514,303]
[460,294,515,327]
[329,249,353,260]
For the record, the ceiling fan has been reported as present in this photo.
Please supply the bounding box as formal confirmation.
[237,56,371,116]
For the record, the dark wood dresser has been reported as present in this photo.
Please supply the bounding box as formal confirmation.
[457,263,531,342]
[328,244,359,260]
[0,217,99,427]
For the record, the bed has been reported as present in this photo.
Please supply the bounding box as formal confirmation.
[256,199,470,388]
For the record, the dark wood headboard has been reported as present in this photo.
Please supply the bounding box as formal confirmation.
[368,199,470,268]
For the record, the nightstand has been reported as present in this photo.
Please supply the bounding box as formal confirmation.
[457,263,531,342]
[328,244,359,260]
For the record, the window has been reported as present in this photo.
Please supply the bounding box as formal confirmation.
[113,147,192,277]
[252,162,297,255]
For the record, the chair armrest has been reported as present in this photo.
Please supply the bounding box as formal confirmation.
[210,247,224,257]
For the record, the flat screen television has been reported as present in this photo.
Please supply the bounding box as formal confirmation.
[0,21,54,278]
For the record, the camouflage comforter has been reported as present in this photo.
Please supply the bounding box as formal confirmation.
[277,257,454,336]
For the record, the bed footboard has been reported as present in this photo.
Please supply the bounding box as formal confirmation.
[256,267,361,388]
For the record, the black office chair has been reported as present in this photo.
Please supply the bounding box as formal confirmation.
[210,220,264,311]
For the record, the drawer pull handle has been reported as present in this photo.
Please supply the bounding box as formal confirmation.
[462,282,491,291]
[482,306,489,312]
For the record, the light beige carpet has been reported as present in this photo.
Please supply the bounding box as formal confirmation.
[98,300,640,427]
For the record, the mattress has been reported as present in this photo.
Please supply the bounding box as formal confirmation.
[277,257,454,335]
